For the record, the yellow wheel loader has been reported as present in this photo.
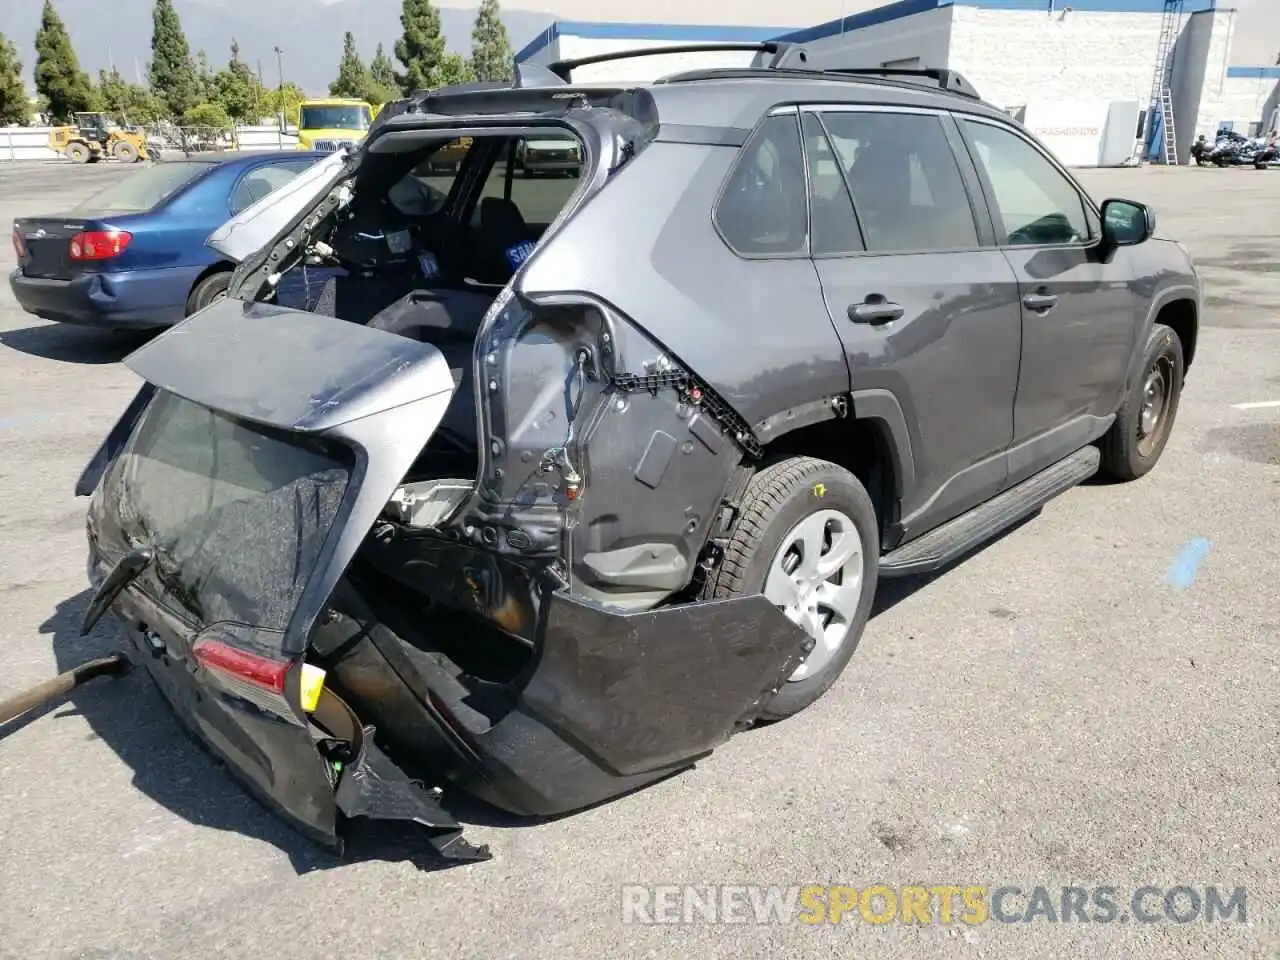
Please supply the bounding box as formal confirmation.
[48,113,149,164]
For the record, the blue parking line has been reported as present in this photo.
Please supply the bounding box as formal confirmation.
[1165,537,1211,589]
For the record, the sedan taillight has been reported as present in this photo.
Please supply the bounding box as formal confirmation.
[11,225,24,260]
[69,230,132,261]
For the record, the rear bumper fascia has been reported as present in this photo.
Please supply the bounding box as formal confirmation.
[9,266,197,328]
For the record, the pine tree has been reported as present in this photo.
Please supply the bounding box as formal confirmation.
[470,0,512,83]
[370,42,397,99]
[215,39,260,121]
[194,49,217,102]
[33,0,94,122]
[0,32,28,126]
[330,32,374,100]
[395,0,473,94]
[149,0,198,118]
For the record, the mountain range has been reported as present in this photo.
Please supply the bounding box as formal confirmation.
[0,0,559,95]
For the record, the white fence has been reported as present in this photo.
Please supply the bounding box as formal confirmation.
[0,125,300,161]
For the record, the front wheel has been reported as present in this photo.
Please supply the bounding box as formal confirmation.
[1099,322,1185,481]
[702,457,880,721]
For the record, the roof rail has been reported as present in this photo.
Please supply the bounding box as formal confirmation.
[655,65,981,100]
[823,66,980,99]
[547,41,807,81]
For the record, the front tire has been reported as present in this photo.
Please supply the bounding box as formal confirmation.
[702,457,880,721]
[66,142,90,164]
[1099,322,1184,481]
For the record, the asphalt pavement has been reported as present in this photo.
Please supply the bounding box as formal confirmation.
[0,159,1277,960]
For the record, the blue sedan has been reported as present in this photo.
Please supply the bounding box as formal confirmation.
[9,150,323,329]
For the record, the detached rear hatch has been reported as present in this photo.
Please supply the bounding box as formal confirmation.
[83,300,488,860]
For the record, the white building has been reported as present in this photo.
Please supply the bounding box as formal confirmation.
[515,0,1280,166]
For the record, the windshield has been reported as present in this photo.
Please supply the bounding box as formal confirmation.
[103,390,353,635]
[73,161,216,214]
[300,105,371,132]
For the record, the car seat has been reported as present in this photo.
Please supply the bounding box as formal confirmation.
[473,197,530,282]
[363,289,495,452]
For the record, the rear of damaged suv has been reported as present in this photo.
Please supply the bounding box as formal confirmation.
[78,82,816,853]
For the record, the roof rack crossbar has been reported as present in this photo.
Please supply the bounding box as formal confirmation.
[547,42,790,81]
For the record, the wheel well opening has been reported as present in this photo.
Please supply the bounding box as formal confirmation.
[760,416,898,545]
[1158,299,1197,371]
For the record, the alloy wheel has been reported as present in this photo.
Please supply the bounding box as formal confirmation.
[762,509,866,683]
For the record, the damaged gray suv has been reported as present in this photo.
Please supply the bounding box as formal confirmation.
[75,45,1201,860]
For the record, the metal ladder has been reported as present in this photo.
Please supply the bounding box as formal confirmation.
[1145,0,1184,164]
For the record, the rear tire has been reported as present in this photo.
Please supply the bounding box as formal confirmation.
[1099,322,1184,481]
[701,456,880,722]
[66,142,90,164]
[186,271,231,316]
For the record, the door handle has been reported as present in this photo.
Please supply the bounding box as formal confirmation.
[1022,292,1059,312]
[848,300,904,325]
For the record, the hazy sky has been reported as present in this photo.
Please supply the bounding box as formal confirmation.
[409,0,1278,66]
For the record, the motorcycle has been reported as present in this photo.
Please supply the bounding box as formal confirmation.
[1197,130,1254,166]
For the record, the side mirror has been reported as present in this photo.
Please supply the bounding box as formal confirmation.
[1101,198,1156,246]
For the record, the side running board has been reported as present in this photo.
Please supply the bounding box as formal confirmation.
[880,446,1100,578]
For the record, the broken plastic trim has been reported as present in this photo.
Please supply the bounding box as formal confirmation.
[384,479,474,528]
[315,688,492,863]
[519,291,765,459]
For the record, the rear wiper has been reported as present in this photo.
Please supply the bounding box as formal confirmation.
[80,547,153,636]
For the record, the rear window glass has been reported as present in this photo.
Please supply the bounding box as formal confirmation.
[105,391,352,635]
[473,134,583,228]
[229,161,313,215]
[73,161,215,213]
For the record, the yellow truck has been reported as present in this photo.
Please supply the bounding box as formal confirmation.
[295,98,377,153]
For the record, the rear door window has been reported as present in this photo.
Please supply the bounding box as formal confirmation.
[475,135,583,230]
[802,112,863,256]
[714,112,809,257]
[818,111,980,254]
[228,161,315,215]
[388,137,477,216]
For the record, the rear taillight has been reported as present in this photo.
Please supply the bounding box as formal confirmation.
[192,637,295,719]
[194,638,289,691]
[192,637,327,718]
[11,226,24,260]
[69,229,132,261]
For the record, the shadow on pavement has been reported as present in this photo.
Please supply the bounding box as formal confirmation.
[0,323,154,365]
[8,588,479,875]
